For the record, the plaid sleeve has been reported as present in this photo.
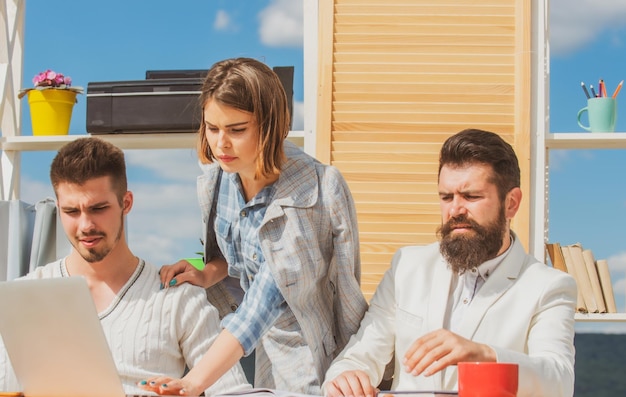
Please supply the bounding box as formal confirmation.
[221,262,285,355]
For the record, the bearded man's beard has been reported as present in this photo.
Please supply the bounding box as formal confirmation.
[437,207,507,274]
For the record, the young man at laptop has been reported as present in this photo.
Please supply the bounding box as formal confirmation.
[0,138,251,395]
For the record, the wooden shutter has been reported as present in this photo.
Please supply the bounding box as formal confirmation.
[317,0,531,300]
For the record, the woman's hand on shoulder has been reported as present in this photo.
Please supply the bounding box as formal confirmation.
[159,259,207,289]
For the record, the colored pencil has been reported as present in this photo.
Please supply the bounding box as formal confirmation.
[612,80,623,99]
[581,82,591,99]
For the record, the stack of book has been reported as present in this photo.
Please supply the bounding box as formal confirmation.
[545,242,617,314]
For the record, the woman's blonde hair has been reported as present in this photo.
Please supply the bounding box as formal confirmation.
[197,57,290,179]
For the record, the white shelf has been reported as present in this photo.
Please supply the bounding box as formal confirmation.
[574,313,626,322]
[1,133,196,151]
[1,130,305,151]
[546,132,626,149]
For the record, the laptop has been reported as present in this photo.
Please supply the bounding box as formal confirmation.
[0,277,126,397]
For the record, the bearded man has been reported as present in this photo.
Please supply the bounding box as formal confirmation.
[323,129,577,397]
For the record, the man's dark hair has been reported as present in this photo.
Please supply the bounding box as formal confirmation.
[50,138,127,204]
[438,128,520,200]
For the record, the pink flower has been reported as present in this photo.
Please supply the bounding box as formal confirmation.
[31,69,73,88]
[19,69,82,99]
[45,70,57,81]
[32,72,46,86]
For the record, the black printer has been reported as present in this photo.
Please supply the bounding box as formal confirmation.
[86,67,294,134]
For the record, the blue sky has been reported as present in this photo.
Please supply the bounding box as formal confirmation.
[16,0,626,332]
[18,0,304,269]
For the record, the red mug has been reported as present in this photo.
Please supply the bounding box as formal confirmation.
[457,362,518,397]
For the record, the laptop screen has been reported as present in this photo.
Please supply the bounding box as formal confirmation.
[0,277,126,397]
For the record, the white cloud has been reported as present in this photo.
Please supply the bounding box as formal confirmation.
[20,176,55,204]
[548,149,599,172]
[214,9,234,32]
[613,281,625,308]
[550,0,626,56]
[292,100,304,131]
[130,233,186,267]
[125,149,200,183]
[608,251,626,272]
[545,149,570,171]
[124,150,203,265]
[127,179,202,266]
[258,0,303,48]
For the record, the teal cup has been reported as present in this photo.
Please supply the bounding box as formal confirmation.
[577,97,617,132]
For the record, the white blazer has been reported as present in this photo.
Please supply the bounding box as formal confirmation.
[324,235,576,397]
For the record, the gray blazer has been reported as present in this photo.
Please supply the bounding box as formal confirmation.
[199,141,368,388]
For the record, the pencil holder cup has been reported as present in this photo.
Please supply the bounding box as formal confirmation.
[577,97,617,132]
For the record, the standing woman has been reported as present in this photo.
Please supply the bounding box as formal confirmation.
[141,58,367,395]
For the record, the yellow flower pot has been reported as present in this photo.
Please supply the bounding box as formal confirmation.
[27,89,77,136]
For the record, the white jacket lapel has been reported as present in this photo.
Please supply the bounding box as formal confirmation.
[456,238,525,340]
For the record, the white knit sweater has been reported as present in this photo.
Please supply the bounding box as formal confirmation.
[0,258,251,395]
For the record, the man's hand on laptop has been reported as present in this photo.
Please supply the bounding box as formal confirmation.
[324,370,376,397]
[138,376,200,396]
